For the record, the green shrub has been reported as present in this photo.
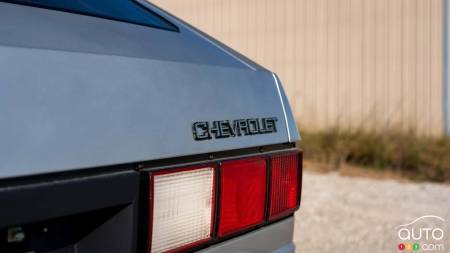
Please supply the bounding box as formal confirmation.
[298,129,450,182]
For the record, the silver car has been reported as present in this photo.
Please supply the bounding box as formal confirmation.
[0,0,302,252]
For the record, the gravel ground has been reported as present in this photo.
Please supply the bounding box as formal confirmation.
[294,171,450,253]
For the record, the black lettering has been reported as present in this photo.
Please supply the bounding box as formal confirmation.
[193,117,278,141]
[220,121,235,137]
[261,117,278,133]
[247,119,260,135]
[210,121,221,138]
[193,122,211,141]
[233,119,249,136]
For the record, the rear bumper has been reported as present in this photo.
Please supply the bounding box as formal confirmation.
[0,146,299,253]
[0,175,296,253]
[200,217,295,253]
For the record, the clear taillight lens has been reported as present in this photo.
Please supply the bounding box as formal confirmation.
[149,166,215,253]
[146,150,303,251]
[218,157,267,237]
[269,152,302,221]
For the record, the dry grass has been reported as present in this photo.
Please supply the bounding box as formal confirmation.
[298,130,450,182]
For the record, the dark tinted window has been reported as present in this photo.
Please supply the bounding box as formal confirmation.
[4,0,178,31]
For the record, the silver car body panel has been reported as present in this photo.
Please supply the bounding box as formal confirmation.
[200,217,295,253]
[0,1,299,179]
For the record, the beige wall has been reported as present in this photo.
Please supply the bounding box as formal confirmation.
[152,0,444,136]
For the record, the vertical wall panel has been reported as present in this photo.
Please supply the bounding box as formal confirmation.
[305,0,316,129]
[328,0,341,129]
[151,0,444,136]
[432,0,444,136]
[387,0,403,130]
[403,0,416,132]
[361,0,373,131]
[285,0,297,118]
[348,0,362,130]
[295,0,307,126]
[416,0,426,135]
[316,0,328,131]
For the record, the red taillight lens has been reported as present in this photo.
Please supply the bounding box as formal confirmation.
[149,165,215,253]
[146,150,303,251]
[269,152,302,221]
[218,157,267,237]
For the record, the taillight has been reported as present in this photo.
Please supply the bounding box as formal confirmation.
[145,150,302,252]
[269,152,301,221]
[217,157,267,237]
[148,165,215,253]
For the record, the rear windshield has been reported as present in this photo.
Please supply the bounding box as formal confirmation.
[3,0,178,31]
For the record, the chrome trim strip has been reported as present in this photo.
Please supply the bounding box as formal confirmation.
[272,73,291,142]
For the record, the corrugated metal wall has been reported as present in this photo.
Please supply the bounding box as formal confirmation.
[152,0,444,136]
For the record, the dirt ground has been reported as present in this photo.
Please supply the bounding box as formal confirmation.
[294,171,450,253]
